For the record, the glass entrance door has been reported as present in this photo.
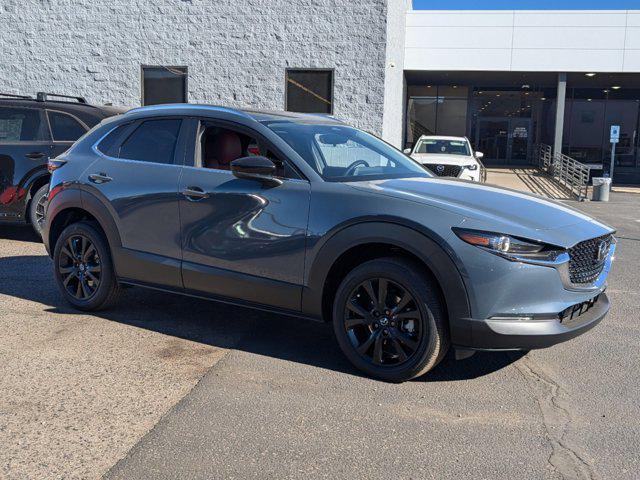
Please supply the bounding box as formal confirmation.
[509,118,532,164]
[476,117,532,165]
[476,119,509,164]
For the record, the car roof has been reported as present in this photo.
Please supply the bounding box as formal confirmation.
[123,103,345,125]
[0,97,127,116]
[417,135,469,142]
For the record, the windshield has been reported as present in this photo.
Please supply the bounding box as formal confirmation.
[263,122,430,181]
[414,138,470,156]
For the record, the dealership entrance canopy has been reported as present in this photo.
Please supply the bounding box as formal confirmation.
[400,8,640,184]
[404,71,640,183]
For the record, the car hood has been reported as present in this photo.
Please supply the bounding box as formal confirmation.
[410,154,475,166]
[348,177,614,248]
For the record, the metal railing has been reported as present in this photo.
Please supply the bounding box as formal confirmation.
[535,144,590,201]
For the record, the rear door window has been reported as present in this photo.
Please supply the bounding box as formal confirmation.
[118,119,182,164]
[0,107,46,142]
[47,111,87,142]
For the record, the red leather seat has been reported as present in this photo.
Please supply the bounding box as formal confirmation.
[204,131,242,170]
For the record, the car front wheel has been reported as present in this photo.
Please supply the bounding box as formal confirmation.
[53,221,120,311]
[332,257,449,382]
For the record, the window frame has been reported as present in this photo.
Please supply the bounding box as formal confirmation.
[187,117,306,181]
[141,65,188,106]
[284,68,335,115]
[0,105,51,144]
[45,109,89,143]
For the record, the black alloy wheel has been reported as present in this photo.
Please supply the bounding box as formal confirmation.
[29,184,49,236]
[332,257,449,382]
[53,221,120,311]
[34,191,47,229]
[58,234,102,300]
[344,277,423,366]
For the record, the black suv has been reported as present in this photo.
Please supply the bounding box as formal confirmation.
[0,93,124,234]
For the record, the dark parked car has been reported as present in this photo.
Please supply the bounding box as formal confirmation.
[0,92,124,234]
[43,105,615,382]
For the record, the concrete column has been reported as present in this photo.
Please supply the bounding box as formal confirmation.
[381,0,411,148]
[553,72,567,156]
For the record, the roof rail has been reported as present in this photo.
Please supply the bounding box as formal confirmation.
[36,92,87,104]
[124,103,255,120]
[0,93,33,100]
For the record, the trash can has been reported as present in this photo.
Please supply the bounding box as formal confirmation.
[592,177,611,202]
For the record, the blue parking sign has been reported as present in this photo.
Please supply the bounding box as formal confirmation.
[610,125,620,144]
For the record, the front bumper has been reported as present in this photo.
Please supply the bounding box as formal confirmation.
[455,292,609,350]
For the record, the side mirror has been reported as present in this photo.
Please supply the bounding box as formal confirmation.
[231,156,281,186]
[403,148,411,154]
[475,151,484,159]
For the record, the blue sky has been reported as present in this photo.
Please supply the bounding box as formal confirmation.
[413,0,639,9]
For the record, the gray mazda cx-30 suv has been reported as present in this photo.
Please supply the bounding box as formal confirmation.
[42,105,616,382]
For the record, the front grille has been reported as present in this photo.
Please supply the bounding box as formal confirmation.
[568,234,612,284]
[424,164,462,177]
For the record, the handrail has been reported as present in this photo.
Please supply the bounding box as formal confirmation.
[534,144,590,201]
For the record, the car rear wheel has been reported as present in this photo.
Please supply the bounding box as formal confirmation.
[332,257,449,382]
[29,184,49,236]
[53,221,120,311]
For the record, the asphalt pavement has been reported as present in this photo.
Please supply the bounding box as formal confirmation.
[1,192,639,479]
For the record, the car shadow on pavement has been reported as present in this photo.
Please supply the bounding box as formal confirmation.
[0,253,523,383]
[0,225,42,243]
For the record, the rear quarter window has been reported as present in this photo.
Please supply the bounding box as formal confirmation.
[47,111,87,142]
[96,123,132,156]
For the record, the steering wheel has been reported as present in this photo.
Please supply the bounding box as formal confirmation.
[344,159,370,176]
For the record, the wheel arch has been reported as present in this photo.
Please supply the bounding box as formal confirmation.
[45,187,122,260]
[19,168,50,219]
[302,221,471,343]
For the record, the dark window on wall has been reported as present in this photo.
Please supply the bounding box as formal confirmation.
[286,69,333,114]
[142,66,187,106]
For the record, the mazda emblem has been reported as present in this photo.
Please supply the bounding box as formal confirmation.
[436,165,445,173]
[596,241,608,262]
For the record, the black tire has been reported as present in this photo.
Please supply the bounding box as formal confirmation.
[53,221,120,311]
[332,257,449,382]
[29,183,49,236]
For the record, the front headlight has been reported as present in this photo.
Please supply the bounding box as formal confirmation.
[463,164,478,171]
[453,228,564,262]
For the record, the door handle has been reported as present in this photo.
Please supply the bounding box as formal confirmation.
[88,172,113,184]
[182,186,209,201]
[25,152,46,160]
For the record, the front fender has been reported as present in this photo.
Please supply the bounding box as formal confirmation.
[301,221,472,345]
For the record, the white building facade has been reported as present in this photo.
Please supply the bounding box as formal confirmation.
[397,9,640,183]
[3,2,640,182]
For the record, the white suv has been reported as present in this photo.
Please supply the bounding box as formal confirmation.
[405,135,485,182]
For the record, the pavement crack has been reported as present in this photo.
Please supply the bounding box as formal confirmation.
[514,356,598,480]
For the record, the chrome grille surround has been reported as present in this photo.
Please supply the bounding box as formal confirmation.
[568,234,614,285]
